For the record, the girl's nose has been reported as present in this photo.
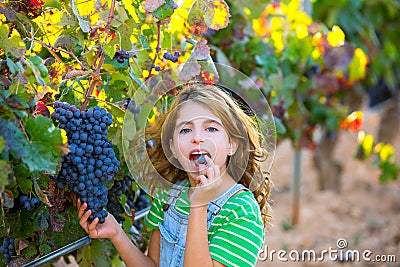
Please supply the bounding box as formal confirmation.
[192,135,204,144]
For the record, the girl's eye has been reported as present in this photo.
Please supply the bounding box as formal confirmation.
[179,128,191,134]
[206,127,218,132]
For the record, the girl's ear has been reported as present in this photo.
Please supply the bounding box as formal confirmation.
[228,140,238,156]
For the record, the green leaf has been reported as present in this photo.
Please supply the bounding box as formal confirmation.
[112,2,130,27]
[152,0,177,20]
[0,160,12,189]
[379,161,400,183]
[16,176,32,194]
[78,239,111,267]
[39,244,52,255]
[1,29,26,58]
[0,118,30,160]
[118,18,136,51]
[23,116,63,173]
[0,136,4,152]
[273,117,286,135]
[282,74,300,91]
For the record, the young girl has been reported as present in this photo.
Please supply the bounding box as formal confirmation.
[78,83,272,267]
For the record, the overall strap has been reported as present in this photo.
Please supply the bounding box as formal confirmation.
[207,183,248,216]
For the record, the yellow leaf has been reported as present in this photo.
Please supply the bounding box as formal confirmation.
[296,23,308,39]
[375,143,395,162]
[349,48,368,82]
[252,17,268,37]
[271,31,284,53]
[327,25,345,47]
[0,13,6,23]
[210,0,230,30]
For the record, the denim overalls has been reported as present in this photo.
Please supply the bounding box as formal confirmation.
[158,181,248,267]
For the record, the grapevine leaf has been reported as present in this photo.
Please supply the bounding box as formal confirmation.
[16,176,32,194]
[2,190,14,208]
[0,135,4,152]
[57,11,77,27]
[152,0,178,20]
[0,159,12,190]
[118,18,136,51]
[0,118,30,160]
[208,0,230,31]
[23,116,63,173]
[178,61,201,82]
[33,178,52,207]
[71,0,91,33]
[188,0,210,34]
[54,34,80,51]
[112,2,130,27]
[78,239,111,267]
[188,0,230,34]
[39,244,52,255]
[191,39,211,60]
[1,29,26,58]
[143,0,166,12]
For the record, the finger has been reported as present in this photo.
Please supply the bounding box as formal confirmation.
[205,165,215,181]
[79,208,91,227]
[88,217,99,232]
[78,202,87,218]
[195,175,208,186]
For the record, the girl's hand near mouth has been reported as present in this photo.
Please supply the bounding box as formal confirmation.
[189,155,223,206]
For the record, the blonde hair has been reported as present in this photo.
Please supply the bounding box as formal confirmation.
[142,84,272,225]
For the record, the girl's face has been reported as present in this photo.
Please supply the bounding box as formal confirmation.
[169,101,236,179]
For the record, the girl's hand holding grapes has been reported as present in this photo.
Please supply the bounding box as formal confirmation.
[78,199,120,241]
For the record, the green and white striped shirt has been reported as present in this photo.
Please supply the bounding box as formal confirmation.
[144,183,265,267]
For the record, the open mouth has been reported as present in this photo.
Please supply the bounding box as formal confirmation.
[189,151,211,168]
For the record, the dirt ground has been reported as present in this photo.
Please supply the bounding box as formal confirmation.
[257,107,400,267]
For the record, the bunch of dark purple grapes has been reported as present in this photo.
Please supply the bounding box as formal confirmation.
[163,51,180,63]
[0,238,15,264]
[126,189,150,212]
[52,102,120,223]
[107,175,133,222]
[19,195,41,211]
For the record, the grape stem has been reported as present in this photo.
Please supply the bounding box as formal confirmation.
[146,21,162,81]
[81,0,116,111]
[24,38,88,71]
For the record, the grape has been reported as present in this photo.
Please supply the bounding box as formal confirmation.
[0,238,15,264]
[163,51,179,63]
[197,155,206,164]
[52,102,120,223]
[19,195,42,211]
[113,50,130,64]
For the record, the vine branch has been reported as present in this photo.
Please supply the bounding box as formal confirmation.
[80,0,116,111]
[25,38,88,71]
[145,21,162,81]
